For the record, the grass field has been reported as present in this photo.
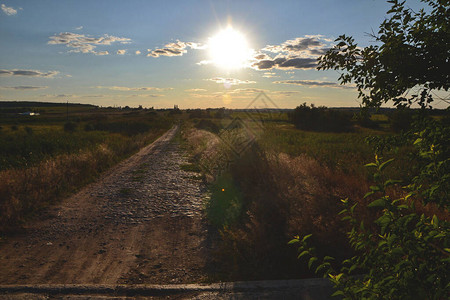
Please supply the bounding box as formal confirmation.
[181,109,433,281]
[0,103,177,232]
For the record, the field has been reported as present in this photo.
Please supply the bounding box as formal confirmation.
[0,102,446,282]
[180,108,445,281]
[0,102,177,231]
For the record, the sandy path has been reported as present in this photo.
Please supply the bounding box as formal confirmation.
[0,125,215,285]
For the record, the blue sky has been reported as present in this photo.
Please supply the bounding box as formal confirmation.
[0,0,430,108]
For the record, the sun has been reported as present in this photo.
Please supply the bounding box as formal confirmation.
[208,27,252,69]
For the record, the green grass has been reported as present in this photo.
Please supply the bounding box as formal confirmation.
[0,106,177,232]
[180,163,201,173]
[259,123,376,175]
[0,126,109,170]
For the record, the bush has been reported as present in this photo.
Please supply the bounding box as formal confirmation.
[388,108,414,132]
[84,123,95,131]
[63,121,77,132]
[194,119,221,133]
[352,109,378,129]
[288,103,353,132]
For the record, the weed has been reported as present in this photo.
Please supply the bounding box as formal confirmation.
[180,163,201,173]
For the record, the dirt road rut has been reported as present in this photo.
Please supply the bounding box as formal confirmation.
[0,125,214,285]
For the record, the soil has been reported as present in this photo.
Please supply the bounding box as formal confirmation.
[0,125,217,285]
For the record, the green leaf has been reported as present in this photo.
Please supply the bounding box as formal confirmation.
[379,158,395,171]
[431,215,439,228]
[413,138,422,145]
[364,191,374,199]
[370,185,381,192]
[368,198,386,208]
[324,256,335,262]
[297,250,309,259]
[384,179,402,187]
[315,263,330,274]
[308,257,318,269]
[302,234,313,242]
[364,162,377,168]
[288,238,299,245]
[349,264,357,274]
[331,290,345,297]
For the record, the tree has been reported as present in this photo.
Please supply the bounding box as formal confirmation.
[292,1,449,298]
[318,0,449,109]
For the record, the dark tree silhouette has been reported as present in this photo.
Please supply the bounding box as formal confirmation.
[318,0,449,109]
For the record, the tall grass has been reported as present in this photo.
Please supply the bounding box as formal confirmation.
[183,125,377,280]
[0,127,167,233]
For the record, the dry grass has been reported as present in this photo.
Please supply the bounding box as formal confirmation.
[183,127,375,280]
[0,130,165,233]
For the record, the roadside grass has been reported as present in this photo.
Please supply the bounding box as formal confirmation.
[180,163,201,173]
[182,117,418,281]
[0,109,174,233]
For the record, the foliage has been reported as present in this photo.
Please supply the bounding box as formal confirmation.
[206,173,244,227]
[288,103,353,132]
[0,129,108,171]
[291,156,449,299]
[318,0,449,109]
[291,1,449,298]
[408,116,449,207]
[388,108,415,132]
[194,119,221,134]
[352,108,379,129]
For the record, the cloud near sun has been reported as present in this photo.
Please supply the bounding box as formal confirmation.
[147,40,205,57]
[147,34,332,71]
[251,35,331,70]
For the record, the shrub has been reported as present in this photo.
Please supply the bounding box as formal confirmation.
[288,103,353,132]
[388,108,414,132]
[63,121,77,132]
[194,119,221,133]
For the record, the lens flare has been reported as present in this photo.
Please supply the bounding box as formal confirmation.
[208,27,252,69]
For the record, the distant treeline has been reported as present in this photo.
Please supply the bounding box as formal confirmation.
[0,101,97,108]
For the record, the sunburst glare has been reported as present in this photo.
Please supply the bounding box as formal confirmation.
[208,27,253,70]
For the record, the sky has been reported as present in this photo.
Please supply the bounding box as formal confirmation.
[0,0,434,109]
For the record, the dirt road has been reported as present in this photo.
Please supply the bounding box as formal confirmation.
[0,125,215,285]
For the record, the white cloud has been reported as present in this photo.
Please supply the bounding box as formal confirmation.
[48,32,131,55]
[0,69,59,77]
[135,50,141,55]
[117,49,126,55]
[75,26,83,30]
[252,35,332,70]
[95,86,173,92]
[262,72,278,78]
[207,77,256,85]
[147,40,204,57]
[273,80,355,89]
[185,88,207,92]
[40,94,73,98]
[1,4,17,15]
[0,86,48,90]
[228,88,266,94]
